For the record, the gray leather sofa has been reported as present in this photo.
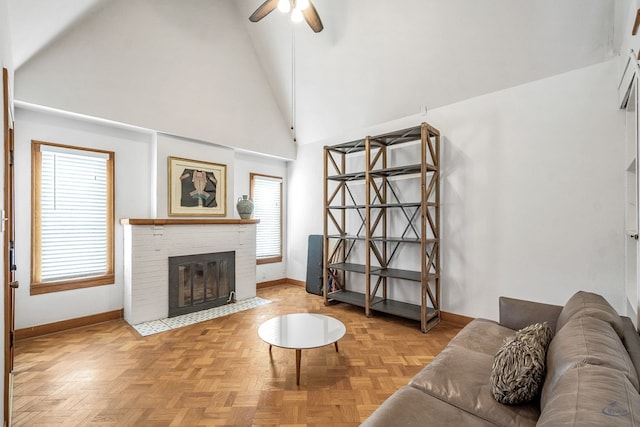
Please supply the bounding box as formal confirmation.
[361,291,640,426]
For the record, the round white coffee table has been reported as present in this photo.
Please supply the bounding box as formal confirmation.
[258,313,346,385]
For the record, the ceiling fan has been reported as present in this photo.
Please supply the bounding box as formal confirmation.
[249,0,324,33]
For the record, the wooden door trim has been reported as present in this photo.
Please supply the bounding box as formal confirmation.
[3,66,12,427]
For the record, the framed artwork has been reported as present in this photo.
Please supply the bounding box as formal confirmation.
[168,156,227,216]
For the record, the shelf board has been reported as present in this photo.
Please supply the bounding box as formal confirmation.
[328,262,367,273]
[329,166,437,181]
[371,268,420,281]
[326,234,366,241]
[370,165,420,177]
[370,299,439,322]
[369,237,436,244]
[326,235,438,244]
[370,268,439,282]
[370,164,437,177]
[325,137,391,154]
[327,205,366,210]
[325,139,366,154]
[369,126,424,146]
[369,202,421,209]
[328,290,382,307]
[327,124,440,153]
[329,291,440,326]
[369,236,420,243]
[327,172,366,181]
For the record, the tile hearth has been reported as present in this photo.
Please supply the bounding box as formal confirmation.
[131,296,271,336]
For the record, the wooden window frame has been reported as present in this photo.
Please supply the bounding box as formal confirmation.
[31,141,115,295]
[250,173,283,265]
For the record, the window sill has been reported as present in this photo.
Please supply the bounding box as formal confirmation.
[257,256,283,265]
[30,274,115,295]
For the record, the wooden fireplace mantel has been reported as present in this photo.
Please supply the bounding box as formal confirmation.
[120,218,259,226]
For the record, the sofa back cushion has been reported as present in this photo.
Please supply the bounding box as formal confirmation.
[537,365,640,427]
[541,316,640,411]
[556,291,624,338]
[447,318,514,356]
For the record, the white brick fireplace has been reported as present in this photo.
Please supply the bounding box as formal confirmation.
[121,219,258,325]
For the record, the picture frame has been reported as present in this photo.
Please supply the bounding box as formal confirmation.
[168,156,227,216]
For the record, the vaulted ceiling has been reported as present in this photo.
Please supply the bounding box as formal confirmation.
[7,0,622,153]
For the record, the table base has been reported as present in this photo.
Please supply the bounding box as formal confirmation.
[269,342,340,385]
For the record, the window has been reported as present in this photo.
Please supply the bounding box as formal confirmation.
[250,173,282,264]
[31,141,114,294]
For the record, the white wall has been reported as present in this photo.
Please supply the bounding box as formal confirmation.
[288,59,625,320]
[12,110,290,328]
[235,151,288,283]
[14,0,295,160]
[287,142,324,285]
[13,107,153,329]
[239,0,616,145]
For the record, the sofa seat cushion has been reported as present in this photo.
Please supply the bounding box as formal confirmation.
[360,386,498,427]
[409,345,539,426]
[556,291,624,338]
[447,318,514,356]
[541,316,640,410]
[537,365,640,426]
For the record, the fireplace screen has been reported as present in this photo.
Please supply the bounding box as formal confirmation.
[168,251,235,317]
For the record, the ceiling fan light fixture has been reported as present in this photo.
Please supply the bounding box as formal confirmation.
[291,6,304,22]
[249,0,323,32]
[277,0,291,13]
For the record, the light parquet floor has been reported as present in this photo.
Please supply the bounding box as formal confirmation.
[11,284,462,426]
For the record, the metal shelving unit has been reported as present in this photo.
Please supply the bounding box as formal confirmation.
[323,122,441,333]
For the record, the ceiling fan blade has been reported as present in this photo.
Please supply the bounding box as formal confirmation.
[302,1,324,33]
[249,0,279,22]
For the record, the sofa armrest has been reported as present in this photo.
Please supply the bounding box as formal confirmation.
[499,296,563,332]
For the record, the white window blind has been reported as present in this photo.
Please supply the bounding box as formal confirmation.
[39,145,109,282]
[253,175,282,259]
